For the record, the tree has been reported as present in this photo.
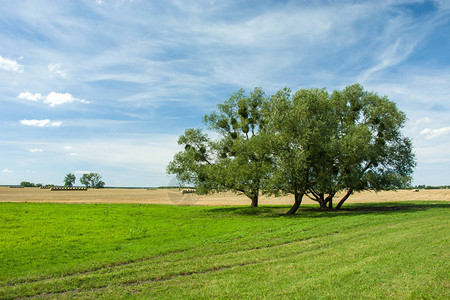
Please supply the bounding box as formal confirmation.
[64,173,76,187]
[20,181,35,187]
[266,84,416,214]
[167,88,271,207]
[168,84,415,214]
[80,173,91,188]
[80,173,105,189]
[263,88,326,214]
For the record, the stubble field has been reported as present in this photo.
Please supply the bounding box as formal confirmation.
[1,186,449,205]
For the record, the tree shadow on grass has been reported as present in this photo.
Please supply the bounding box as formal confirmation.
[208,202,449,218]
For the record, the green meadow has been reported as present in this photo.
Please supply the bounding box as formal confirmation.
[0,202,448,299]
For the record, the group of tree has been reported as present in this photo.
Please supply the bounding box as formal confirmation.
[167,84,416,214]
[64,173,105,189]
[20,181,38,187]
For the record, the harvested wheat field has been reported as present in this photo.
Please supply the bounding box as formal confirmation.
[0,186,448,205]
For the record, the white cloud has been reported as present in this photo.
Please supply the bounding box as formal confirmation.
[1,168,13,173]
[18,91,89,106]
[29,148,43,152]
[412,117,432,126]
[44,92,77,106]
[68,153,79,156]
[48,63,68,78]
[0,55,24,73]
[420,127,450,139]
[64,145,73,150]
[20,119,63,127]
[18,92,44,101]
[75,170,91,174]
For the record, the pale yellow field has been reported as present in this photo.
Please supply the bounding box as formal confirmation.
[0,186,449,206]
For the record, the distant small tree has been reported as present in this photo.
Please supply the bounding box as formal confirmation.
[80,173,91,188]
[80,173,105,188]
[20,181,35,187]
[64,173,76,187]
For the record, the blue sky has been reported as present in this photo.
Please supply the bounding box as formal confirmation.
[1,0,449,187]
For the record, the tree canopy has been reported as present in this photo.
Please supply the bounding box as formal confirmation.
[80,173,105,189]
[167,88,271,207]
[264,84,416,213]
[64,173,76,187]
[167,84,415,213]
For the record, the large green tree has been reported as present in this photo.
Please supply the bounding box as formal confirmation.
[168,84,415,213]
[167,88,271,207]
[265,84,415,213]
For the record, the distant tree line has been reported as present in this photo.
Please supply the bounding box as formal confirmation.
[412,185,450,190]
[18,173,105,189]
[65,173,105,189]
[167,84,417,214]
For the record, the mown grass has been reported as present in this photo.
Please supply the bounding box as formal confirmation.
[0,201,448,299]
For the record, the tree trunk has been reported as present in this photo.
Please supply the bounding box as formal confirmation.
[326,192,335,209]
[287,191,303,215]
[250,195,258,208]
[318,200,328,210]
[316,193,328,210]
[335,188,353,210]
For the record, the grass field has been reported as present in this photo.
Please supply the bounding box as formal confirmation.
[0,195,448,298]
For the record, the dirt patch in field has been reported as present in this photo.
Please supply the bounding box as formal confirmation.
[0,187,449,206]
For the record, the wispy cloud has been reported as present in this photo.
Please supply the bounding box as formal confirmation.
[359,37,418,83]
[0,55,24,73]
[1,168,13,173]
[420,127,450,139]
[18,92,43,101]
[48,63,67,78]
[20,119,63,127]
[18,92,89,106]
[75,170,91,174]
[29,148,43,152]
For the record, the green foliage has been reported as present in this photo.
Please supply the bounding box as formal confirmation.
[19,181,35,187]
[0,202,448,298]
[263,84,416,212]
[64,173,76,187]
[168,84,416,212]
[168,88,271,207]
[80,173,105,189]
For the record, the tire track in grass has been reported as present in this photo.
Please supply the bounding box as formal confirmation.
[28,224,388,299]
[5,214,430,299]
[4,231,346,299]
[4,217,387,299]
[0,223,335,288]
